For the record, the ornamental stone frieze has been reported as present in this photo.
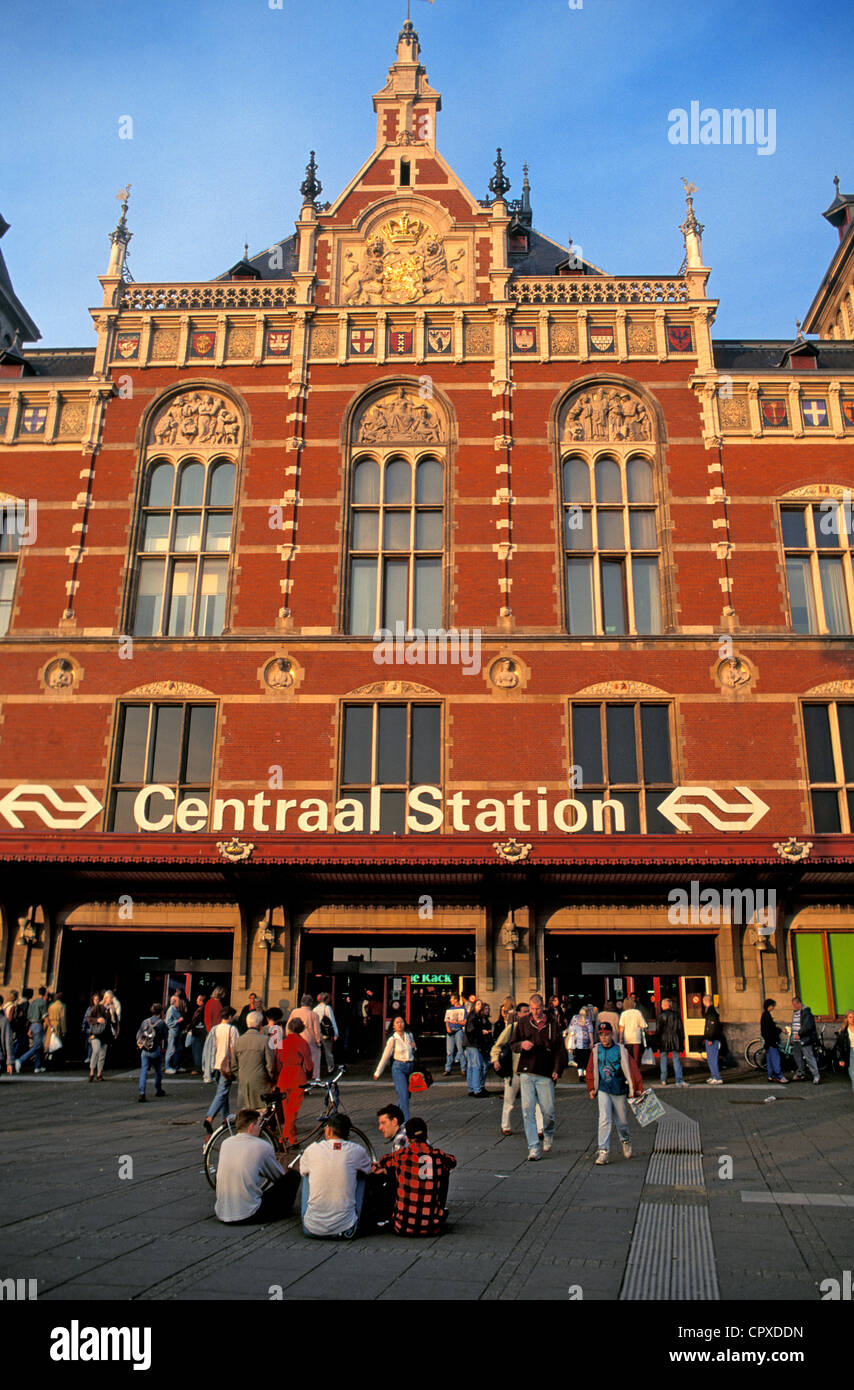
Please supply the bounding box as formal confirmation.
[573,680,668,696]
[123,681,215,697]
[338,213,467,307]
[150,391,241,448]
[356,387,444,443]
[561,386,652,443]
[347,680,438,696]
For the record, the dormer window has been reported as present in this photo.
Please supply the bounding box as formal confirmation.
[400,159,411,187]
[507,220,529,255]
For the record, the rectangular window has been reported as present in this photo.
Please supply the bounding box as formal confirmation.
[340,702,441,834]
[107,702,216,831]
[803,702,854,833]
[568,701,675,833]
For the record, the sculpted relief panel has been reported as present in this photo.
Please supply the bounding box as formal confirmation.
[562,386,652,443]
[356,387,444,443]
[340,214,466,306]
[150,391,241,448]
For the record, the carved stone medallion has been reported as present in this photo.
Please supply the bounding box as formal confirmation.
[311,325,338,357]
[626,320,655,354]
[57,401,88,437]
[150,391,240,447]
[562,386,652,443]
[227,326,254,358]
[489,657,520,690]
[550,321,578,355]
[464,323,492,356]
[356,387,443,444]
[43,658,76,692]
[715,655,753,690]
[718,396,750,429]
[150,328,179,360]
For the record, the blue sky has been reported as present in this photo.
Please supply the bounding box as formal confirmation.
[3,0,853,346]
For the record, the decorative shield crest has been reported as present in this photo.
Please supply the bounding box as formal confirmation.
[21,407,47,433]
[427,327,452,353]
[350,328,375,355]
[761,399,788,428]
[115,333,139,359]
[666,324,693,352]
[801,398,828,428]
[383,253,423,304]
[267,330,291,356]
[512,328,537,353]
[388,329,413,354]
[190,332,215,358]
[842,400,854,427]
[589,326,615,353]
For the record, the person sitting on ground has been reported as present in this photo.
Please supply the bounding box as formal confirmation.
[214,1107,294,1224]
[374,1117,457,1237]
[376,1103,408,1153]
[366,1104,409,1229]
[299,1112,373,1240]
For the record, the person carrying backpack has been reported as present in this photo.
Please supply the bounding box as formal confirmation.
[313,993,339,1076]
[136,1003,168,1102]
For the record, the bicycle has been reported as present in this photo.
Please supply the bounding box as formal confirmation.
[202,1064,375,1189]
[744,1024,831,1075]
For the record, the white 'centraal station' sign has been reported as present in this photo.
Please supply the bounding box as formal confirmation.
[0,783,770,834]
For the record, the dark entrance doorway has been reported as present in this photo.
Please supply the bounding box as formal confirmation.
[59,929,232,1067]
[302,934,475,1060]
[545,933,717,1054]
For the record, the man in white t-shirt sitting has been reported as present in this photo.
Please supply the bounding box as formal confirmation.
[214,1108,295,1224]
[299,1112,373,1240]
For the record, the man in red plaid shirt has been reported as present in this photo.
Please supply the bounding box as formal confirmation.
[374,1117,456,1236]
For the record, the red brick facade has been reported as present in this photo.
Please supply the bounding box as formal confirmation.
[1,22,852,1051]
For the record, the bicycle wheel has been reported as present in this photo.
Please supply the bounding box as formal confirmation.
[203,1121,233,1189]
[347,1125,376,1163]
[744,1038,764,1069]
[204,1121,276,1188]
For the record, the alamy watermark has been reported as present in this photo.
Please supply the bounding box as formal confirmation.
[668,103,776,156]
[373,622,482,675]
[668,881,775,931]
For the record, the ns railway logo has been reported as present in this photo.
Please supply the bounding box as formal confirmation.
[0,783,770,834]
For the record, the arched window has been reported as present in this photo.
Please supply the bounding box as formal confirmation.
[348,453,444,634]
[131,457,235,636]
[781,496,854,634]
[562,452,662,635]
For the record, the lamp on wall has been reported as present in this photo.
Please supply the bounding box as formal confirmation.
[260,922,276,950]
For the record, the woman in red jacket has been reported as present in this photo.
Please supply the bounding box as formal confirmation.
[276,1017,314,1144]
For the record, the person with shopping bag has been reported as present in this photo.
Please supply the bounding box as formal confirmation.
[586,1020,643,1166]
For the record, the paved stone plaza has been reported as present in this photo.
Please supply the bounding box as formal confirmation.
[1,1063,852,1304]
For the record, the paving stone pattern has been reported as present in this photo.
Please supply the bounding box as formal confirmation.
[0,1069,852,1301]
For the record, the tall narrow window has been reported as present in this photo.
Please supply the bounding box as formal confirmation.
[782,501,854,634]
[348,455,444,634]
[0,509,21,636]
[803,701,854,832]
[568,701,675,832]
[340,702,441,833]
[107,702,216,831]
[132,458,235,636]
[563,454,662,635]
